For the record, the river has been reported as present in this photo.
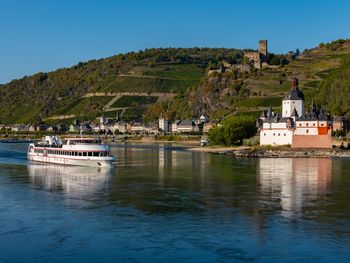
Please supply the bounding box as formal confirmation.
[0,143,349,262]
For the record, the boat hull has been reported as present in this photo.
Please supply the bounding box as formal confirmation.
[28,154,115,167]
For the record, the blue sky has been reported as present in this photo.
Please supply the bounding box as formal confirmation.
[0,0,349,84]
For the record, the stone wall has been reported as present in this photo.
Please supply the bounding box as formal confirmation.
[292,135,333,149]
[244,52,260,62]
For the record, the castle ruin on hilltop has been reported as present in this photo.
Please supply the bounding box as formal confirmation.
[244,40,268,69]
[207,40,270,75]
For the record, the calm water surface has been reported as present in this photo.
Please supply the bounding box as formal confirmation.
[0,143,349,262]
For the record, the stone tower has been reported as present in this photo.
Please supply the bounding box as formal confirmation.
[259,40,268,56]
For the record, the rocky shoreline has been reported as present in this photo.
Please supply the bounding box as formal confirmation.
[188,146,350,158]
[229,148,350,158]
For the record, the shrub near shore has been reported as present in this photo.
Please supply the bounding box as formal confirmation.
[208,116,257,146]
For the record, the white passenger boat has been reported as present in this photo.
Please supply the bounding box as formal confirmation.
[27,136,115,167]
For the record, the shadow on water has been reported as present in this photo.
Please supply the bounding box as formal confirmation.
[27,163,113,198]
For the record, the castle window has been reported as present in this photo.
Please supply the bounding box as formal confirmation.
[306,123,309,126]
[273,133,275,136]
[321,124,324,126]
[313,123,315,126]
[299,123,302,126]
[284,133,286,136]
[306,129,309,133]
[278,133,280,136]
[293,101,295,104]
[264,133,266,136]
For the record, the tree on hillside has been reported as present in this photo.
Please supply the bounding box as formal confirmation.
[316,55,350,117]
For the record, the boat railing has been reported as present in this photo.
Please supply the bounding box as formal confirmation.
[34,143,63,148]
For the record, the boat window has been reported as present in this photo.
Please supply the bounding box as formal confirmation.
[83,152,87,156]
[69,139,101,145]
[93,152,99,157]
[88,152,92,156]
[79,152,82,156]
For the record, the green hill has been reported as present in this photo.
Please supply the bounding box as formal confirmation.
[0,40,349,125]
[0,48,244,124]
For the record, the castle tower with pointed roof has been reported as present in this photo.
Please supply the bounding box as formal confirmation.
[282,78,304,118]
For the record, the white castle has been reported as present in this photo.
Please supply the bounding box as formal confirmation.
[258,78,332,148]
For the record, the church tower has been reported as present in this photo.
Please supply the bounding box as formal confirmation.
[282,78,304,118]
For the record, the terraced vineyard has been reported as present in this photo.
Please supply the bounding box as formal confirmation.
[102,110,123,119]
[238,97,283,108]
[55,96,114,116]
[122,107,146,121]
[111,96,158,108]
[143,64,204,80]
[98,75,198,94]
[235,48,349,118]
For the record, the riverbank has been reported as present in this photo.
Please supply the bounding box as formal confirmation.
[188,146,350,158]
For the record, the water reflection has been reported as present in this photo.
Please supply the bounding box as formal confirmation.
[27,163,113,197]
[258,158,332,218]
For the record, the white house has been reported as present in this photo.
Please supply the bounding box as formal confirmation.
[159,117,171,132]
[176,120,196,133]
[113,121,127,133]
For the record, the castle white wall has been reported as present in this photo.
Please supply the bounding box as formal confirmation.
[260,129,293,145]
[294,120,327,135]
[262,122,287,129]
[282,100,304,118]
